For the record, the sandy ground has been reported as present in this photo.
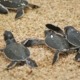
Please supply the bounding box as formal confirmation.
[0,0,80,80]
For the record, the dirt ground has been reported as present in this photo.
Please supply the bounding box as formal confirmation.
[0,0,80,80]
